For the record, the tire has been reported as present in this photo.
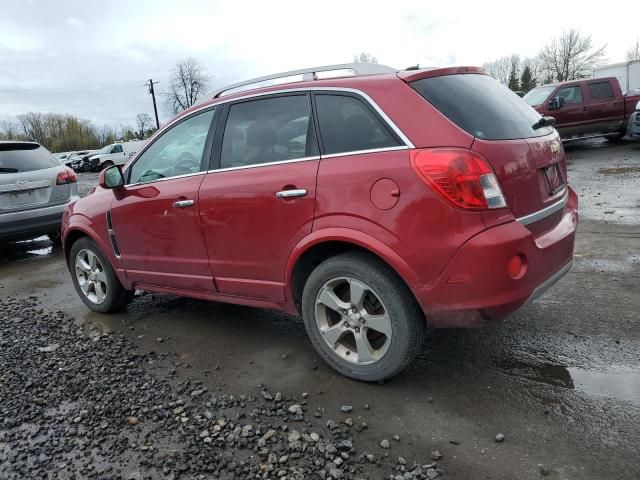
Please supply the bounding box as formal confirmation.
[301,251,425,382]
[100,160,114,171]
[68,237,133,313]
[48,230,62,244]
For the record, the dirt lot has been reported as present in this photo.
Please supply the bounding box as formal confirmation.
[1,138,639,479]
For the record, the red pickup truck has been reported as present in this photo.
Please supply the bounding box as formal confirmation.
[523,77,640,140]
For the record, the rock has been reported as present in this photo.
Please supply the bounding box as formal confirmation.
[537,464,549,476]
[380,439,390,449]
[495,433,505,442]
[430,450,442,460]
[398,456,407,465]
[199,429,210,438]
[426,467,439,479]
[340,405,353,413]
[37,343,60,352]
[393,434,400,441]
[127,416,140,426]
[310,432,320,442]
[288,404,303,415]
[328,467,343,479]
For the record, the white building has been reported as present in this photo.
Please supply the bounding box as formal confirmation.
[593,60,640,93]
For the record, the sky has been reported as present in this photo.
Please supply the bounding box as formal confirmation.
[1,0,637,129]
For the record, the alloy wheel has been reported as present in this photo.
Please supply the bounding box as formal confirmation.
[314,276,392,365]
[74,249,108,304]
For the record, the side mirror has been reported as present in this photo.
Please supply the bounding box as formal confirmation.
[99,165,125,189]
[548,96,565,110]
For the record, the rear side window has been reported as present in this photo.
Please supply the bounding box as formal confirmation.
[0,144,59,173]
[588,81,614,100]
[220,95,317,169]
[314,94,402,155]
[112,144,123,153]
[411,74,553,140]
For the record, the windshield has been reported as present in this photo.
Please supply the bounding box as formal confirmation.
[523,86,555,107]
[95,145,113,154]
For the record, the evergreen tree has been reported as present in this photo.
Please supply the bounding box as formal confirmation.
[508,64,520,91]
[520,65,535,93]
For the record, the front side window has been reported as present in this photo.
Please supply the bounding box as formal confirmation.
[588,81,614,100]
[314,94,402,155]
[220,95,317,169]
[128,109,214,184]
[556,86,583,104]
[112,144,123,153]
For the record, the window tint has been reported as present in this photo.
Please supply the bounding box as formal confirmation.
[588,81,614,100]
[0,144,59,173]
[411,74,553,140]
[128,109,214,184]
[220,95,316,169]
[556,86,583,104]
[112,144,123,153]
[314,94,402,155]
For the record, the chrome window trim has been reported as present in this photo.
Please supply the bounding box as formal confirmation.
[322,145,409,159]
[126,170,206,188]
[516,188,569,226]
[207,155,320,174]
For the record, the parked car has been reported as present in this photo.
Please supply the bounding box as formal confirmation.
[72,141,145,172]
[1,141,79,242]
[62,63,578,381]
[54,151,75,163]
[523,77,640,140]
[628,100,640,137]
[66,150,96,170]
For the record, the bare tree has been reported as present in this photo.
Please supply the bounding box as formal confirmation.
[0,120,21,140]
[164,57,211,115]
[539,29,606,81]
[482,56,512,85]
[353,52,378,64]
[627,39,640,62]
[136,113,153,139]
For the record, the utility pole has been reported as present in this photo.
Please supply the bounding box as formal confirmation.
[146,79,160,129]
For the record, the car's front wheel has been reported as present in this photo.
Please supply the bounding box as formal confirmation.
[69,237,133,313]
[302,251,425,381]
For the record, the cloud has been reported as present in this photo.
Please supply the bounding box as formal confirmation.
[65,16,83,29]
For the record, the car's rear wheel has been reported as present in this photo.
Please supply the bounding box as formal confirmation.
[301,251,425,381]
[605,130,626,142]
[69,237,133,313]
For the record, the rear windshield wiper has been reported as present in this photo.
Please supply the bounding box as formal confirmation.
[532,116,556,130]
[0,167,19,173]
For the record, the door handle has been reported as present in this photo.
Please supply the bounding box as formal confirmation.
[276,189,307,199]
[173,199,195,208]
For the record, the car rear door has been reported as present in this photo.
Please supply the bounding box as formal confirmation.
[198,93,319,302]
[584,80,625,134]
[109,108,217,292]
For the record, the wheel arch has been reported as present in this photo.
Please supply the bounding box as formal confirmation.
[285,228,422,315]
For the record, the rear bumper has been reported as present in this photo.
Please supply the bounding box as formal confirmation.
[414,187,578,327]
[0,195,80,241]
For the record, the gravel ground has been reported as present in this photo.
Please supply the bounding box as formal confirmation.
[0,296,443,480]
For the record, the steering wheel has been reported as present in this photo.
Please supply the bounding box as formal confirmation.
[171,153,199,176]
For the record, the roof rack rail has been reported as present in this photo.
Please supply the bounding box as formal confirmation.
[212,63,396,98]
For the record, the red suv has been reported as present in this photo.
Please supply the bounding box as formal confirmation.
[62,64,578,381]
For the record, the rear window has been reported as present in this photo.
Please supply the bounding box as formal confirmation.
[411,74,553,140]
[588,81,614,100]
[0,143,59,173]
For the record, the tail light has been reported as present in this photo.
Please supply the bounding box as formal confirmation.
[410,148,506,210]
[56,167,78,185]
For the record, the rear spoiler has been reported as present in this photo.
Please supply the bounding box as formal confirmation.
[397,66,484,83]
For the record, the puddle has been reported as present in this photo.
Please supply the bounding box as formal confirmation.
[568,367,640,404]
[0,236,54,262]
[503,361,640,404]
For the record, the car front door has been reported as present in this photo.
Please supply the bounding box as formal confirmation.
[109,108,218,292]
[549,84,589,137]
[198,93,319,302]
